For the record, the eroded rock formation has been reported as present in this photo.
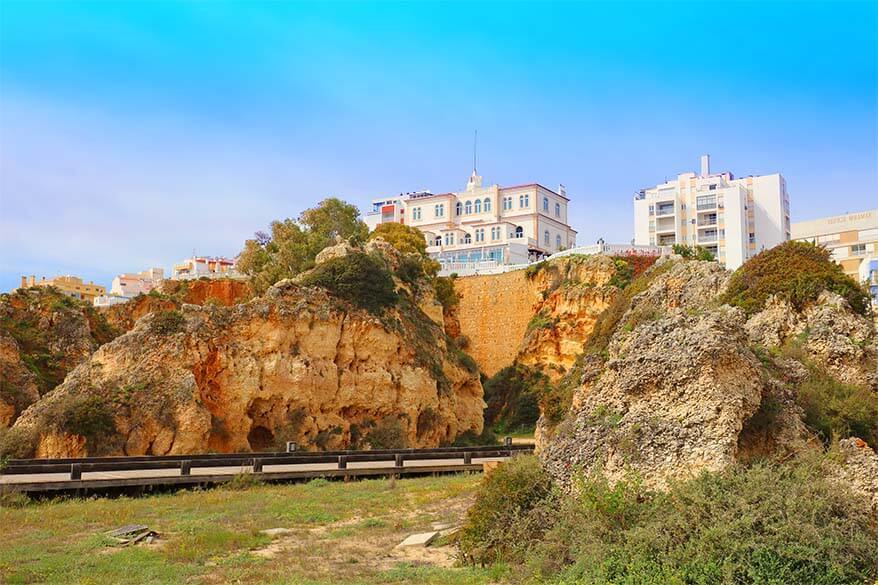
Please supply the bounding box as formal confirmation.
[0,287,119,426]
[8,245,484,457]
[540,258,877,490]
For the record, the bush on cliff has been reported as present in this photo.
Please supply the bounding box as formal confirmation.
[298,252,398,315]
[797,364,878,449]
[460,456,878,583]
[458,455,557,566]
[722,241,871,316]
[237,198,369,294]
[672,243,716,261]
[483,365,548,432]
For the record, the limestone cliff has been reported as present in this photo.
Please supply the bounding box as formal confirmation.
[454,255,654,379]
[7,245,484,457]
[540,257,878,490]
[0,287,119,427]
[101,278,252,332]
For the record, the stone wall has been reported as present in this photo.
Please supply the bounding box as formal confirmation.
[454,270,542,376]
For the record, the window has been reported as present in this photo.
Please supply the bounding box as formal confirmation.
[851,243,867,254]
[475,228,485,242]
[484,198,492,212]
[463,233,472,244]
[543,197,549,211]
[412,207,421,220]
[444,233,455,246]
[455,202,462,216]
[434,236,441,246]
[555,202,560,217]
[544,230,550,245]
[502,196,512,210]
[519,194,529,208]
[491,226,500,240]
[434,204,444,218]
[475,199,482,213]
[464,200,472,214]
[514,226,524,238]
[648,205,654,216]
[556,235,562,249]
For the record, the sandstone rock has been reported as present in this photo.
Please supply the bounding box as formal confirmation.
[11,281,484,457]
[833,437,878,512]
[540,256,876,492]
[542,307,772,490]
[0,287,119,426]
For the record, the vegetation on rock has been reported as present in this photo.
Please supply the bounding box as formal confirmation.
[298,252,398,315]
[483,365,549,433]
[460,455,878,583]
[237,198,370,294]
[672,243,716,261]
[722,240,871,316]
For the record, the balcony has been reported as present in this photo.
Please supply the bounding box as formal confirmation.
[697,214,718,227]
[698,234,718,244]
[655,205,675,217]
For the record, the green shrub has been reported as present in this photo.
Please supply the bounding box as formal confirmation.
[458,455,558,565]
[150,310,185,334]
[525,459,878,584]
[525,261,547,279]
[450,427,498,447]
[366,416,408,449]
[298,252,398,315]
[526,310,556,333]
[0,426,36,459]
[55,395,116,451]
[672,243,716,261]
[722,241,871,316]
[797,366,878,449]
[606,258,634,289]
[483,364,549,432]
[433,276,459,314]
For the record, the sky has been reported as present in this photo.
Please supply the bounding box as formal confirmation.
[0,1,876,292]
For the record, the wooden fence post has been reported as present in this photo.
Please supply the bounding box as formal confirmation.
[180,461,191,476]
[70,463,81,480]
[338,455,347,469]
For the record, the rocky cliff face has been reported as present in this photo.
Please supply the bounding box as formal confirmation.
[7,245,484,457]
[540,257,878,490]
[0,288,119,427]
[454,255,651,379]
[101,278,252,332]
[516,256,634,382]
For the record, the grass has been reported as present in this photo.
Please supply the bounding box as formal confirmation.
[0,473,500,585]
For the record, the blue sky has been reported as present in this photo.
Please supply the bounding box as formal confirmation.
[1,1,875,292]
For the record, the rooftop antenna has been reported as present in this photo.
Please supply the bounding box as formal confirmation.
[473,129,478,173]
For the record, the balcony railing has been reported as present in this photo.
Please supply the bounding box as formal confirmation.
[655,207,675,217]
[698,235,718,243]
[697,216,718,227]
[696,202,717,211]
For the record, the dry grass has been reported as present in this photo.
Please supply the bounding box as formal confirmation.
[0,473,510,584]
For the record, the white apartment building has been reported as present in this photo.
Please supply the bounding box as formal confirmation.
[633,155,790,270]
[365,171,578,272]
[171,256,241,280]
[110,267,164,297]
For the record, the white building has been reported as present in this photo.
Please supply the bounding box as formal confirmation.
[365,171,578,273]
[93,267,164,307]
[171,256,241,280]
[633,155,790,270]
[110,267,164,297]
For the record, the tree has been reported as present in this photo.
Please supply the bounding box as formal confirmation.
[237,198,369,294]
[368,223,428,256]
